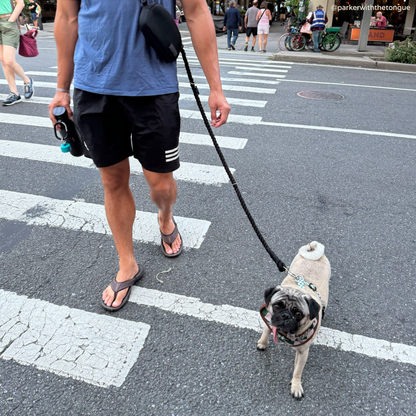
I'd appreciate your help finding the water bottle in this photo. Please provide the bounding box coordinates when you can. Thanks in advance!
[53,106,87,157]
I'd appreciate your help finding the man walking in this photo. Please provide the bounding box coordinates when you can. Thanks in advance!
[49,0,230,311]
[244,1,259,52]
[223,1,242,50]
[308,4,328,53]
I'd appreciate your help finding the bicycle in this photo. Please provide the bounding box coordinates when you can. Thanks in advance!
[320,27,342,51]
[288,27,341,52]
[278,26,297,51]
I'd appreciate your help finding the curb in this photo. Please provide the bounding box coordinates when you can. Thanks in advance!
[271,52,416,72]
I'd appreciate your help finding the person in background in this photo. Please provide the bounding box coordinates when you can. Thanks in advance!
[223,1,242,50]
[0,0,34,105]
[28,0,40,29]
[280,3,287,25]
[256,1,272,53]
[374,11,387,28]
[308,4,328,53]
[244,0,259,52]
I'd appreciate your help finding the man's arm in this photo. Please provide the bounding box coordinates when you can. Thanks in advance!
[182,0,230,128]
[48,0,80,123]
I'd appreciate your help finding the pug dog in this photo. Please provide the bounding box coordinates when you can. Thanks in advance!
[257,241,330,399]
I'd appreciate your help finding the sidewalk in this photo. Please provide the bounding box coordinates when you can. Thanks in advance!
[216,20,416,72]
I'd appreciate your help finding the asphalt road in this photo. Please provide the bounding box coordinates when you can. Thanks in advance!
[0,24,415,416]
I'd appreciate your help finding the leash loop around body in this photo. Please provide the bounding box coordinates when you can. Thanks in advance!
[180,46,286,273]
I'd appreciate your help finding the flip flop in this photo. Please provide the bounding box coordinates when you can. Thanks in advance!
[101,266,144,312]
[159,217,183,258]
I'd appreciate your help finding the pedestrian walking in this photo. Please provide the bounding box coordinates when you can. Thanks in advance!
[308,5,328,53]
[256,1,272,53]
[244,0,259,52]
[27,0,40,29]
[49,0,230,312]
[0,0,34,106]
[279,4,287,25]
[223,1,242,50]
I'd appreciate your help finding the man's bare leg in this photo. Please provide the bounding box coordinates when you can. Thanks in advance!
[142,168,182,255]
[101,158,139,308]
[252,35,257,47]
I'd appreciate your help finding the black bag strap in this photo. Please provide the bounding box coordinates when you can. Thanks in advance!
[257,8,267,23]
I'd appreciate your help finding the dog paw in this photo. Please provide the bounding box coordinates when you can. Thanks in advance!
[257,342,268,351]
[291,382,304,400]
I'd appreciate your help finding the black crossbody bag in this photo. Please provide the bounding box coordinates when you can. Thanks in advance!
[139,0,287,273]
[139,0,181,63]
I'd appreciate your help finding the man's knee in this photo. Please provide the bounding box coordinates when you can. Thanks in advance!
[150,176,175,196]
[99,162,130,192]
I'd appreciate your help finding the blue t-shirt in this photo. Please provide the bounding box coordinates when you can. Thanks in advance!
[74,0,178,96]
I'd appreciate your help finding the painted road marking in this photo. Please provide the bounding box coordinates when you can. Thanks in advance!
[271,60,416,74]
[0,289,150,387]
[0,139,235,186]
[179,132,247,149]
[186,58,292,70]
[228,71,287,78]
[0,79,63,90]
[0,190,210,249]
[180,93,267,108]
[0,94,57,105]
[179,82,276,94]
[177,73,280,85]
[179,109,416,140]
[129,287,416,367]
[277,78,416,93]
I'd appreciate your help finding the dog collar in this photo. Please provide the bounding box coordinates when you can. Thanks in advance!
[260,303,319,347]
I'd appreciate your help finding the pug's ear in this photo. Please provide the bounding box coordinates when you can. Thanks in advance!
[303,295,321,320]
[264,286,280,306]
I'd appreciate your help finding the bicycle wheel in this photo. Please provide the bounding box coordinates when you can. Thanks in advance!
[289,33,306,51]
[285,34,293,51]
[305,34,314,51]
[322,34,341,52]
[278,33,291,51]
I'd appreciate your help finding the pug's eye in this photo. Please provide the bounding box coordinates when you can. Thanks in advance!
[295,311,303,320]
[273,304,280,311]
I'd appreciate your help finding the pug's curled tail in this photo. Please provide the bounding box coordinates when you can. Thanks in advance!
[299,241,325,260]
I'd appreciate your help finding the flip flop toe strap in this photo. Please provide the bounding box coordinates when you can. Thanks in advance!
[110,273,139,294]
[160,219,179,246]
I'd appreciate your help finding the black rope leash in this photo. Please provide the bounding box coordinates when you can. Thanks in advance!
[180,47,286,273]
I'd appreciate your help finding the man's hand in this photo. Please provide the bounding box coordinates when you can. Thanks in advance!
[208,91,230,128]
[223,26,226,31]
[239,26,242,30]
[49,92,72,125]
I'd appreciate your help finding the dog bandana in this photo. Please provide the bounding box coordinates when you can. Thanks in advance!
[260,303,319,347]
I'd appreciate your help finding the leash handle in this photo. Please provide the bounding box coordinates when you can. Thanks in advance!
[180,47,286,273]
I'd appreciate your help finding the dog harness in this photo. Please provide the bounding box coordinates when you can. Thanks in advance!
[260,303,319,347]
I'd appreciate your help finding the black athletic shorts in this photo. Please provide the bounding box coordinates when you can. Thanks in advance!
[73,89,180,172]
[246,27,258,37]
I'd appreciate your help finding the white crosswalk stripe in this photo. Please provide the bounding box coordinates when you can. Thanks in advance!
[0,289,150,387]
[0,190,211,249]
[0,139,235,186]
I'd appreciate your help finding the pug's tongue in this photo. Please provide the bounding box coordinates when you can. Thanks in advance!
[272,327,280,344]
